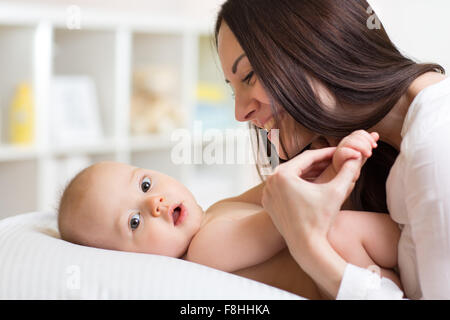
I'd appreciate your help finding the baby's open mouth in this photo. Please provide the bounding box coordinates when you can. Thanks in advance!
[169,203,187,226]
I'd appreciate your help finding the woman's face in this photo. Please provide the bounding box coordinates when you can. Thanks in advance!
[217,22,339,159]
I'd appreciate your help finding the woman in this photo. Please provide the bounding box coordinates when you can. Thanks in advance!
[214,0,450,299]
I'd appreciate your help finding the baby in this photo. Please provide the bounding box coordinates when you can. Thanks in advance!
[58,130,401,299]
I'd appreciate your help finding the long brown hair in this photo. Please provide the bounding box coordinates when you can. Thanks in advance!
[215,0,445,213]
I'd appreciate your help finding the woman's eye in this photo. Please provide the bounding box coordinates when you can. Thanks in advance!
[130,213,141,231]
[141,177,152,193]
[242,71,254,85]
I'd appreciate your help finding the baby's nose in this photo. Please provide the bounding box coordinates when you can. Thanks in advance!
[147,196,165,217]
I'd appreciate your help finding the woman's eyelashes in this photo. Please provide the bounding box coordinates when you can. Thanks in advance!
[242,71,254,85]
[226,70,254,98]
[141,177,152,193]
[130,213,141,231]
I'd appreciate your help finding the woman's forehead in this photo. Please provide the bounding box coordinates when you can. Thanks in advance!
[218,23,243,60]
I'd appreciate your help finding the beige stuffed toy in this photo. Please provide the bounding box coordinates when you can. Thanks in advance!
[130,65,185,135]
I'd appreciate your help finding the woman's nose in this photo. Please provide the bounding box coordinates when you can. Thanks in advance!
[145,195,165,217]
[235,96,258,122]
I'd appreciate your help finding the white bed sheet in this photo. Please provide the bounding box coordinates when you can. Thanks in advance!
[0,211,303,300]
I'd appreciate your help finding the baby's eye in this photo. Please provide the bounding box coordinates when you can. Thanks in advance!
[141,177,152,193]
[130,213,141,231]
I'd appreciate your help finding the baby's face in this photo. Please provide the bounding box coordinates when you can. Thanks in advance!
[75,162,204,257]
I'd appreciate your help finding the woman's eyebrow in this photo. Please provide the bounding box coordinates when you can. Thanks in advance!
[232,53,246,74]
[224,53,247,83]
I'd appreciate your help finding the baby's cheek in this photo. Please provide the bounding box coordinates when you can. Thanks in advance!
[163,233,190,258]
[151,231,188,258]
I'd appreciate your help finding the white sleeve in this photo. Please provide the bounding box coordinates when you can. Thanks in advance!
[403,130,450,299]
[336,264,405,300]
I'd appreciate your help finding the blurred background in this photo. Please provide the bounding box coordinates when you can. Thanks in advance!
[0,0,449,219]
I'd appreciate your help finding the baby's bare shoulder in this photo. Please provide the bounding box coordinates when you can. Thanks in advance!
[204,200,264,225]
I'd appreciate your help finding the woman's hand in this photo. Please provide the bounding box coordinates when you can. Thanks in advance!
[261,131,378,256]
[261,148,359,245]
[261,130,378,297]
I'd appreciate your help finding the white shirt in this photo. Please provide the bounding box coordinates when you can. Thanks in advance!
[337,76,450,300]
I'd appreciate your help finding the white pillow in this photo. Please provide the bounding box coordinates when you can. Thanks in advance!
[0,212,303,299]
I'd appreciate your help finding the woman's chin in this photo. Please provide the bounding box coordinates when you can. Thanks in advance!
[268,130,289,160]
[275,146,288,160]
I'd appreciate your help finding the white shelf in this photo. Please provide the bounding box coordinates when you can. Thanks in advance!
[0,2,258,218]
[0,25,35,145]
[50,139,117,157]
[53,28,117,138]
[0,2,212,34]
[129,134,176,152]
[0,145,38,162]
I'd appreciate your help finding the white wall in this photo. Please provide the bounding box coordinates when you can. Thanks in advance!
[9,0,448,71]
[370,0,450,72]
[6,0,225,27]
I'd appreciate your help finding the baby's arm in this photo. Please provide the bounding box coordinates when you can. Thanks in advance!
[328,210,402,290]
[326,132,402,289]
[212,182,265,206]
[186,201,285,272]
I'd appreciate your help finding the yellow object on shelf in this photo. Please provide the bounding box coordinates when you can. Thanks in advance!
[196,83,226,103]
[9,82,34,145]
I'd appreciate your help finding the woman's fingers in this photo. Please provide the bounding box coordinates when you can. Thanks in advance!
[300,158,332,179]
[341,134,372,157]
[327,157,363,201]
[301,161,333,181]
[279,147,337,177]
[332,147,362,172]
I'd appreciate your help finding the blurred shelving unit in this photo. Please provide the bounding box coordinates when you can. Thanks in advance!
[0,2,259,218]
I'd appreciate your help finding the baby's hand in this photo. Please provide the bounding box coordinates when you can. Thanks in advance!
[333,130,379,173]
